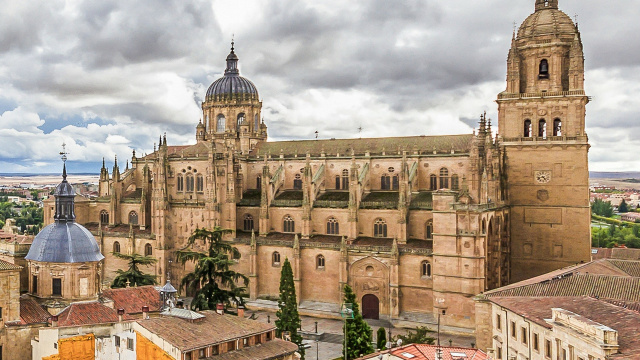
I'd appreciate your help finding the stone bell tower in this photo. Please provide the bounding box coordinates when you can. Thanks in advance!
[497,0,591,282]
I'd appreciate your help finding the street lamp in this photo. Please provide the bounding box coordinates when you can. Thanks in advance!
[435,298,446,360]
[341,303,354,360]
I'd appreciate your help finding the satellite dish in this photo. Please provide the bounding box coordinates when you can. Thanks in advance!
[397,339,403,346]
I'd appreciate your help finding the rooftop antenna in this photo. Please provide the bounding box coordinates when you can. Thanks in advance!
[358,125,363,137]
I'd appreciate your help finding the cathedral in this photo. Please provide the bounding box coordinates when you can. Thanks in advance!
[44,0,591,330]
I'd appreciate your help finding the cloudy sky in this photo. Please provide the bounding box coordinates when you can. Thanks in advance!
[0,0,638,174]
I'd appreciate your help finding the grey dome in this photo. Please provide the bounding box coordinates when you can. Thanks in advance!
[26,222,104,263]
[205,43,259,102]
[518,8,577,40]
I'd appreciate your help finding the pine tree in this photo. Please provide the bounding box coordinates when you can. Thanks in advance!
[111,253,157,288]
[342,285,374,359]
[177,227,249,310]
[376,327,387,350]
[619,199,629,213]
[275,258,304,359]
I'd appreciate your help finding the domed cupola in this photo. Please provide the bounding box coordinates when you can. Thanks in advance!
[518,0,578,41]
[26,163,104,264]
[205,42,259,102]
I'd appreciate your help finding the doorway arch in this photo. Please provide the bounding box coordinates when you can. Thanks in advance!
[362,294,380,320]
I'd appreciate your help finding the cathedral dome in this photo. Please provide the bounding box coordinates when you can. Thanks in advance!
[205,43,259,101]
[25,222,104,263]
[518,3,577,40]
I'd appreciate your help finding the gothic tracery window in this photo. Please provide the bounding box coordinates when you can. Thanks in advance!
[342,169,349,190]
[272,252,281,266]
[129,211,138,225]
[381,174,391,190]
[327,217,339,235]
[374,218,387,238]
[177,174,184,192]
[316,255,325,269]
[439,168,449,189]
[196,174,204,192]
[430,174,438,190]
[186,174,194,192]
[283,215,295,233]
[421,261,432,277]
[244,214,254,231]
[100,210,109,224]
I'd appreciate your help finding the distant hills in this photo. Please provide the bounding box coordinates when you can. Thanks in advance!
[590,172,640,179]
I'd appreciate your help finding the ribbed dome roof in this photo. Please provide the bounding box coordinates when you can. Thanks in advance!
[26,222,104,263]
[518,7,577,40]
[205,43,259,102]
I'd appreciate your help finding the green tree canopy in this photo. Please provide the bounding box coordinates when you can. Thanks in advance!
[342,285,373,360]
[592,199,614,217]
[275,258,304,359]
[111,252,157,288]
[619,199,629,213]
[176,227,249,311]
[376,327,387,350]
[394,326,435,346]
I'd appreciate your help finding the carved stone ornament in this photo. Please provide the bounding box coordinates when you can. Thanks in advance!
[537,189,550,202]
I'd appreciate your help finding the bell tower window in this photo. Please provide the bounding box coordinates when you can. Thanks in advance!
[553,119,562,136]
[539,59,549,79]
[524,120,532,138]
[237,113,246,127]
[538,119,547,138]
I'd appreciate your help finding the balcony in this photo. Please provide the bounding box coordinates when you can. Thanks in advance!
[360,191,398,210]
[497,90,586,100]
[271,191,303,207]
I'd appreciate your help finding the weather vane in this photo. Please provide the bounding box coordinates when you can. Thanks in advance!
[59,142,68,164]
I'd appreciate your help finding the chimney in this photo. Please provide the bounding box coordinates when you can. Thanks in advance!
[216,303,224,315]
[238,305,245,318]
[117,308,125,322]
[51,315,58,327]
[142,306,149,319]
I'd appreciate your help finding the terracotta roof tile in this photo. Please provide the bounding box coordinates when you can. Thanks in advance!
[207,338,298,360]
[102,285,163,315]
[488,296,640,357]
[251,135,474,158]
[57,302,127,327]
[18,295,50,325]
[358,344,488,360]
[137,310,275,352]
[608,259,640,277]
[0,259,22,271]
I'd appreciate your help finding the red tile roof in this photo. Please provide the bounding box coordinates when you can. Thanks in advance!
[56,301,132,327]
[101,285,163,315]
[18,295,50,325]
[489,296,640,358]
[137,310,275,352]
[358,344,488,360]
[208,338,298,360]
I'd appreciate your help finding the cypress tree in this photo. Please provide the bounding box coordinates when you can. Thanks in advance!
[376,327,387,350]
[342,284,374,359]
[275,258,304,359]
[619,199,629,213]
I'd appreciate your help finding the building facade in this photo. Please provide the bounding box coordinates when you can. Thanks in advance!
[44,0,592,330]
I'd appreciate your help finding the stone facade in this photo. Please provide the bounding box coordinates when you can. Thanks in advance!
[42,0,592,331]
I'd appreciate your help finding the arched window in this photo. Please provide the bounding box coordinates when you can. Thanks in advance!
[439,168,449,189]
[196,174,204,192]
[421,261,432,277]
[392,175,399,190]
[186,174,194,192]
[113,241,121,254]
[244,214,254,231]
[538,119,547,138]
[327,217,339,235]
[129,211,138,225]
[335,175,341,189]
[539,59,549,79]
[524,120,532,138]
[283,215,295,233]
[316,255,325,269]
[257,176,262,191]
[426,221,433,240]
[430,174,438,190]
[216,114,226,133]
[272,252,281,266]
[451,174,459,191]
[237,113,246,127]
[100,210,109,224]
[144,243,153,256]
[374,219,387,238]
[177,174,184,192]
[381,174,391,190]
[553,119,562,136]
[482,219,487,234]
[342,169,349,190]
[293,174,302,190]
[254,114,259,130]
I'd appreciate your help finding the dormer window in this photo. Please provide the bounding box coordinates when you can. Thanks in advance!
[539,59,549,79]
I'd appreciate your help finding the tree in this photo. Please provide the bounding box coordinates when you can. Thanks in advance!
[592,199,614,217]
[111,252,157,288]
[619,199,629,213]
[394,326,435,346]
[275,258,304,359]
[176,227,249,311]
[376,327,387,350]
[342,285,373,359]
